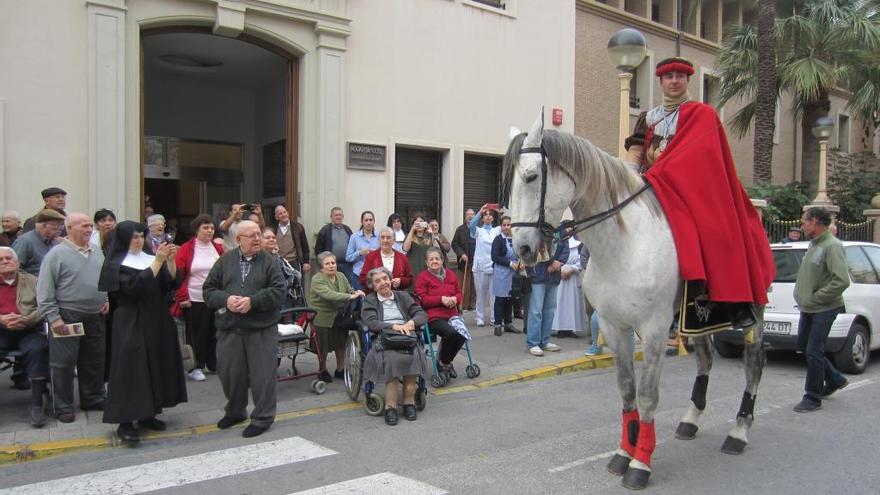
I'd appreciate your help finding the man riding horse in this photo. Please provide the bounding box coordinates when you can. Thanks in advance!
[624,57,774,335]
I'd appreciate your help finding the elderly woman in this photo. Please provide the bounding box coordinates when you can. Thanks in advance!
[1,210,23,246]
[414,248,467,379]
[98,221,187,443]
[362,267,429,426]
[309,251,364,382]
[428,219,451,257]
[144,214,169,254]
[90,209,117,252]
[173,214,224,381]
[359,227,413,293]
[403,214,433,279]
[261,227,302,308]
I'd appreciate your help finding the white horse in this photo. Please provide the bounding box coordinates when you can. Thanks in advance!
[504,112,766,490]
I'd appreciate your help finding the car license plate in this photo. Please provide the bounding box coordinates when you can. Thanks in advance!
[763,321,791,335]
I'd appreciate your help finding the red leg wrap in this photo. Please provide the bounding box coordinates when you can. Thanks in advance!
[634,421,656,466]
[620,410,641,457]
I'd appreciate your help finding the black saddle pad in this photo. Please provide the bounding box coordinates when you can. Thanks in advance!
[678,281,734,337]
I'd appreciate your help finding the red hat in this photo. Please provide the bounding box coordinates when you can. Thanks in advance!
[655,57,694,77]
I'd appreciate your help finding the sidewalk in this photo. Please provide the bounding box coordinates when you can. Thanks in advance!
[0,311,645,464]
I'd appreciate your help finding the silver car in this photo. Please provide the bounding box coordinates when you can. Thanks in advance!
[713,241,880,374]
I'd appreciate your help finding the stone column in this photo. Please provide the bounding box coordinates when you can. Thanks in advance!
[862,193,880,245]
[314,24,348,220]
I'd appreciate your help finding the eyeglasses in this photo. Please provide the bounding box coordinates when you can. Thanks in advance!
[239,233,262,240]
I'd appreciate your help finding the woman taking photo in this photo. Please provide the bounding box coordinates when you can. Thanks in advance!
[309,252,364,382]
[403,215,433,280]
[362,267,428,426]
[414,248,467,378]
[468,204,501,327]
[173,214,224,382]
[98,221,187,443]
[345,211,379,290]
[359,227,413,293]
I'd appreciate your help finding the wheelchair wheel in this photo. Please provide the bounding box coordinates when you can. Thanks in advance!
[364,392,385,416]
[310,379,327,395]
[415,388,427,411]
[344,331,363,402]
[430,374,446,388]
[465,364,481,378]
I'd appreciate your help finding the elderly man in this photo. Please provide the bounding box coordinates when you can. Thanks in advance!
[23,187,67,233]
[12,209,64,276]
[315,207,354,286]
[203,220,285,438]
[452,208,477,310]
[37,213,108,423]
[0,211,23,247]
[0,247,50,427]
[274,205,311,273]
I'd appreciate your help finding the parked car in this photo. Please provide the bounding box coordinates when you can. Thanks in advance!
[713,240,880,374]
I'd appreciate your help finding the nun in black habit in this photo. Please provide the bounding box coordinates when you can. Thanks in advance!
[98,221,187,442]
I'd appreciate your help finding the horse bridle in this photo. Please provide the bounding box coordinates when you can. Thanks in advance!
[509,145,653,242]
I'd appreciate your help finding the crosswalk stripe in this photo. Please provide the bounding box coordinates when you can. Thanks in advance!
[288,472,448,495]
[0,436,336,495]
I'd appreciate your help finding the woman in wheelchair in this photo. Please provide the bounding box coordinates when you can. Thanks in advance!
[414,247,467,380]
[361,267,428,426]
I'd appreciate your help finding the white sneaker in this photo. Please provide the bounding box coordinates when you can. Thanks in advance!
[476,319,485,327]
[543,342,561,352]
[529,346,544,356]
[188,368,207,381]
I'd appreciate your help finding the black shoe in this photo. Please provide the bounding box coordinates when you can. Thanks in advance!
[56,411,76,423]
[793,399,822,413]
[242,424,269,438]
[384,408,398,426]
[81,401,105,411]
[494,325,503,336]
[334,369,345,380]
[318,370,333,383]
[217,416,247,429]
[822,379,849,398]
[138,417,167,431]
[446,363,457,379]
[117,423,140,442]
[504,324,522,334]
[402,404,417,421]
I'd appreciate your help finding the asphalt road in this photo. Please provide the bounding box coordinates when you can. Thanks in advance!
[2,350,879,494]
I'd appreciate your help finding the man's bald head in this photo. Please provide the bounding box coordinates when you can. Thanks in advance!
[236,220,262,256]
[65,213,94,248]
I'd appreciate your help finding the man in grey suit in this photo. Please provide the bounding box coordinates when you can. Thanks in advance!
[203,220,285,438]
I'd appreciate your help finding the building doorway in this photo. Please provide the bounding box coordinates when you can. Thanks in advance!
[141,30,298,241]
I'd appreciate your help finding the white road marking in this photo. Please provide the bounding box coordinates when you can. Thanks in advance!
[839,378,873,392]
[547,450,615,473]
[0,437,336,495]
[288,472,448,495]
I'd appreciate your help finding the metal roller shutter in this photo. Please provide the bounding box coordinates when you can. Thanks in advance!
[394,147,442,225]
[463,153,501,212]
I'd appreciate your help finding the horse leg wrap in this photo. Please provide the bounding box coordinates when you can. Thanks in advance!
[736,391,756,421]
[691,375,709,411]
[620,410,641,457]
[633,421,656,467]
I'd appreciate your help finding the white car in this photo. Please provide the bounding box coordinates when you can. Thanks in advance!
[713,240,880,374]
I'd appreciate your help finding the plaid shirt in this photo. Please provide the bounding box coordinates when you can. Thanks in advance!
[239,254,254,285]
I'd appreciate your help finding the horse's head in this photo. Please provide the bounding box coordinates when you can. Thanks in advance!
[503,110,576,265]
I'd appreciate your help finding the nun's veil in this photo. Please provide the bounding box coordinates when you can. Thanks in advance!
[98,220,147,292]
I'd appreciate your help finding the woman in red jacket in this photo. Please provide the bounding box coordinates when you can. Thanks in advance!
[415,247,468,379]
[359,227,413,293]
[173,214,225,381]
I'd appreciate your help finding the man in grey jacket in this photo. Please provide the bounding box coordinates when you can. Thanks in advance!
[203,220,285,438]
[36,213,108,423]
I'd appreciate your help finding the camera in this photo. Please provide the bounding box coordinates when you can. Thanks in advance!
[417,221,428,229]
[240,203,258,213]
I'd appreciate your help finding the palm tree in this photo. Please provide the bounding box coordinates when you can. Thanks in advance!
[716,0,880,191]
[753,0,777,185]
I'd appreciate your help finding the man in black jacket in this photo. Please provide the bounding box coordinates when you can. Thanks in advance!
[204,220,286,438]
[451,208,476,310]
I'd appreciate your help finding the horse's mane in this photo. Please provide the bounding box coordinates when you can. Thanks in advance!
[502,129,661,223]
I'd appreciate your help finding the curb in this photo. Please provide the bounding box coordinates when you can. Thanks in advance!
[0,351,643,465]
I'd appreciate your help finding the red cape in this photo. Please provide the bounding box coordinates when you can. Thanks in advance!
[645,102,774,304]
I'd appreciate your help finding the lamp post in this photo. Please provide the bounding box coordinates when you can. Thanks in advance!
[811,116,835,205]
[607,28,647,160]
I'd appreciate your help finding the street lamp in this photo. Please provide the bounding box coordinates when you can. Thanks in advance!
[811,116,835,205]
[607,28,647,160]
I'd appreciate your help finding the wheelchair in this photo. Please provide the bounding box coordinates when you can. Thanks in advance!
[343,322,428,416]
[275,265,328,394]
[423,321,480,388]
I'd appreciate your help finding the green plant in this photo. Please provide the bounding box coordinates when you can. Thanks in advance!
[747,182,812,220]
[828,167,880,222]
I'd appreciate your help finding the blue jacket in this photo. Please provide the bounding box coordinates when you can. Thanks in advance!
[526,242,569,285]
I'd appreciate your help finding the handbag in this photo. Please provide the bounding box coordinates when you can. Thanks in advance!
[332,298,361,331]
[380,330,418,350]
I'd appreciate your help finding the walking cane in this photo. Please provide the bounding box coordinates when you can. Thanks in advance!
[459,257,470,312]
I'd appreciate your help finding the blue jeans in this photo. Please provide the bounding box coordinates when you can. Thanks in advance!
[797,307,846,403]
[526,283,558,349]
[337,262,356,288]
[589,311,636,350]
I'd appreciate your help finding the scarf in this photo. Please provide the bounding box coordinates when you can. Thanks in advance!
[663,92,690,111]
[429,267,446,282]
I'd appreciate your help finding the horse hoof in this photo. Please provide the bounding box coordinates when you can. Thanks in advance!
[607,453,631,476]
[675,421,699,440]
[720,435,747,455]
[621,466,651,490]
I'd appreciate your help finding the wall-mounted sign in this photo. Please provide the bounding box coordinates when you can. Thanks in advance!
[347,142,386,171]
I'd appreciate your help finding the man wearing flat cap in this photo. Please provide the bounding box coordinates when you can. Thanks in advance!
[23,187,67,234]
[623,57,774,339]
[12,209,64,276]
[781,226,803,244]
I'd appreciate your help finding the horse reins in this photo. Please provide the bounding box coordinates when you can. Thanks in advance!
[510,144,652,242]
